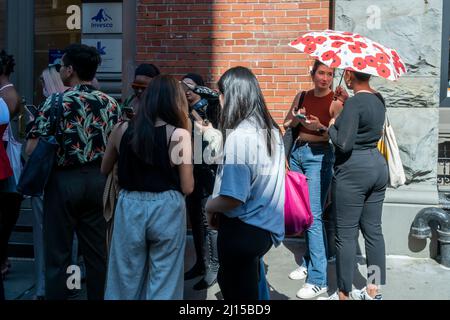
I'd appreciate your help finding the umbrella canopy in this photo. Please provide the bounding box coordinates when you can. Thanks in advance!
[289,30,407,81]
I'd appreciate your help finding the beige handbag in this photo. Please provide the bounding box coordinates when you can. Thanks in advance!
[378,116,406,188]
[103,163,120,252]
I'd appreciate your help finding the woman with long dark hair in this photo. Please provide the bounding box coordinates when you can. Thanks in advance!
[101,75,194,300]
[205,66,285,300]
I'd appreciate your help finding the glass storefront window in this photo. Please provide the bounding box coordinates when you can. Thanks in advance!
[34,0,81,105]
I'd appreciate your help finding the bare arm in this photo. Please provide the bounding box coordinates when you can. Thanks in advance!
[169,128,194,196]
[25,138,38,156]
[283,92,302,130]
[205,195,242,214]
[2,87,20,118]
[329,99,344,127]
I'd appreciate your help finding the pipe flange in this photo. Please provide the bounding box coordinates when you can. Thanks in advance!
[411,226,432,239]
[437,229,450,244]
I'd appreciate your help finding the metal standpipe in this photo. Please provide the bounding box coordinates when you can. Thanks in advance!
[411,207,450,268]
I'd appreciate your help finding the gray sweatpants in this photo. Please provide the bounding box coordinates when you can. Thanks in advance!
[104,189,186,300]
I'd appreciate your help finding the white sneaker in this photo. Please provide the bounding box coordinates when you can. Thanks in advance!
[296,283,328,299]
[350,287,383,300]
[317,292,339,300]
[288,266,308,280]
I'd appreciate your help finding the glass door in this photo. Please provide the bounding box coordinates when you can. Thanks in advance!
[34,0,82,105]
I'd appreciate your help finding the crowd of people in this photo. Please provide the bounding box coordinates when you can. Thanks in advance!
[0,42,388,301]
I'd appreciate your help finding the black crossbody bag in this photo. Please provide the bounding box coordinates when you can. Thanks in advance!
[17,93,63,196]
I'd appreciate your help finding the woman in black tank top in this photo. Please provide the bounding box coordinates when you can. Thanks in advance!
[101,75,194,300]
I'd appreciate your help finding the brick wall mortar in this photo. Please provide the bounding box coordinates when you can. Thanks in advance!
[137,0,330,122]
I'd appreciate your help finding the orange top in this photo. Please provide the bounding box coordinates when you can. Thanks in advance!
[299,90,334,137]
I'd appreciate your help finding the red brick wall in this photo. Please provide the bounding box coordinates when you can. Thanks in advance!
[136,0,331,123]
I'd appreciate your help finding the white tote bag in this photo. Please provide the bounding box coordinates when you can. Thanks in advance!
[378,116,406,188]
[6,124,23,185]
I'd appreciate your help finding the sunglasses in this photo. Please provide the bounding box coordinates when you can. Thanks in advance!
[131,83,148,91]
[49,63,64,72]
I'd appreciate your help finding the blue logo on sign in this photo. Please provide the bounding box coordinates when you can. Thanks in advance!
[96,41,106,55]
[91,9,113,28]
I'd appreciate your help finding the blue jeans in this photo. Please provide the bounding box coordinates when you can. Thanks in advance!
[289,142,334,287]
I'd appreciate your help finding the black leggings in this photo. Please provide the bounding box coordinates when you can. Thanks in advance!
[0,192,22,264]
[217,215,272,300]
[332,149,388,294]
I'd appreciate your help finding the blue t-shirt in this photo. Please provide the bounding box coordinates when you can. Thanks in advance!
[212,119,285,247]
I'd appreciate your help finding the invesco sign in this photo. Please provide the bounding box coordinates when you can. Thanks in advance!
[90,8,114,29]
[66,3,122,34]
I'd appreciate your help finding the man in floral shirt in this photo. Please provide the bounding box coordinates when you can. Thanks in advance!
[26,44,119,300]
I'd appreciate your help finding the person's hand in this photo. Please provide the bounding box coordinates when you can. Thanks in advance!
[304,114,326,131]
[181,79,197,92]
[194,120,213,134]
[334,86,349,103]
[206,211,219,230]
[328,118,336,128]
[291,108,309,127]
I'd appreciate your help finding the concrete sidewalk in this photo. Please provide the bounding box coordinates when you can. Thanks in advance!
[4,236,450,300]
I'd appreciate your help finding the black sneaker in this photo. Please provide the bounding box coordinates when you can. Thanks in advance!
[193,277,217,291]
[184,264,205,281]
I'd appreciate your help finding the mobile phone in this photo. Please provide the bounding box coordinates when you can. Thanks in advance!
[25,105,38,118]
[295,114,307,120]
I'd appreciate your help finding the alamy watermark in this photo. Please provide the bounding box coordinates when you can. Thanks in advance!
[367,5,382,30]
[169,127,284,176]
[66,265,81,290]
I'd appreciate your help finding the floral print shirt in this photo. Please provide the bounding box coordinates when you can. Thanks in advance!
[28,84,120,168]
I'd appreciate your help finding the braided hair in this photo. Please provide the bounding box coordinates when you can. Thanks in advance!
[0,50,15,76]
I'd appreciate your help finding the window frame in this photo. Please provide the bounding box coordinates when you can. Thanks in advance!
[440,0,450,107]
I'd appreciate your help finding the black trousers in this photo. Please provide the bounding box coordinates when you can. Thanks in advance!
[332,149,388,293]
[186,188,208,270]
[217,215,272,300]
[44,164,107,300]
[0,192,22,265]
[186,165,217,271]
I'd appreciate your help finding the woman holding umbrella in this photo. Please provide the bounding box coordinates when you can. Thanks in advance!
[328,68,388,300]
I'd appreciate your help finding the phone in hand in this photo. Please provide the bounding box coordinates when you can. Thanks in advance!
[25,105,38,121]
[295,113,307,121]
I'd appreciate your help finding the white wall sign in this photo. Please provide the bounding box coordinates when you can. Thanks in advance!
[82,3,122,34]
[82,38,122,73]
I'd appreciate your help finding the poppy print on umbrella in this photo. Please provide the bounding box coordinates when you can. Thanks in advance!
[289,29,407,81]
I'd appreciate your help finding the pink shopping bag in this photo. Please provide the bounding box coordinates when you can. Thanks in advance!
[284,170,313,236]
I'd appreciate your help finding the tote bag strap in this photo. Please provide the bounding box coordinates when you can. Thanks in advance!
[49,93,64,139]
[295,91,306,112]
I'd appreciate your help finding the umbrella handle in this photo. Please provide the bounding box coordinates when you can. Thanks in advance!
[337,72,344,87]
[333,72,345,101]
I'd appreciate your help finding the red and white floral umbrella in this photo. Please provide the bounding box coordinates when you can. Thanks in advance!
[289,30,407,81]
